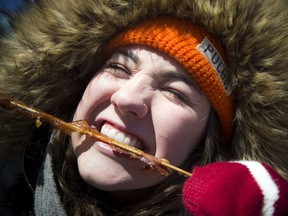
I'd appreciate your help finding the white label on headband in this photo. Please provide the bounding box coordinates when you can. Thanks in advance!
[196,37,232,96]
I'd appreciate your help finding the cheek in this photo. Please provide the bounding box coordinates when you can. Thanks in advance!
[72,75,115,150]
[73,75,115,121]
[154,106,210,166]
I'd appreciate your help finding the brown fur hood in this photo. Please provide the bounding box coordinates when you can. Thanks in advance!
[0,0,287,179]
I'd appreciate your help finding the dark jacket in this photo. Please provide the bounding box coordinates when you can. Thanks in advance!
[0,158,31,215]
[0,125,50,215]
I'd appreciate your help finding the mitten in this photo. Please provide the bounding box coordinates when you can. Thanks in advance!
[182,161,288,216]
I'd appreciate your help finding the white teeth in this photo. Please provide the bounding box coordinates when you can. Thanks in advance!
[123,136,131,145]
[114,132,125,143]
[100,123,143,150]
[107,128,117,138]
[101,124,109,134]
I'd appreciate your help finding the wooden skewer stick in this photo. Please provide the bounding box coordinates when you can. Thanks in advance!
[160,161,192,177]
[0,93,192,177]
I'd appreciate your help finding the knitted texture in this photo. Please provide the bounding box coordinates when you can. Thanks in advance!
[34,133,66,215]
[104,16,234,139]
[182,161,288,216]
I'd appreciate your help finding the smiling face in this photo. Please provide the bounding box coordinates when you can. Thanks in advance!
[71,45,211,192]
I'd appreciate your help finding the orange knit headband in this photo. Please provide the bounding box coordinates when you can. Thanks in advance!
[104,16,234,140]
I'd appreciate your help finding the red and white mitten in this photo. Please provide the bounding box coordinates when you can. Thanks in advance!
[182,161,288,216]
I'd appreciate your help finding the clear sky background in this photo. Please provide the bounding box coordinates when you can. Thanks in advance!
[0,0,26,12]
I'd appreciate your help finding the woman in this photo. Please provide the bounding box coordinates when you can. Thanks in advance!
[0,0,287,215]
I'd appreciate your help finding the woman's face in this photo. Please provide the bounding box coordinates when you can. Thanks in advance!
[71,46,211,192]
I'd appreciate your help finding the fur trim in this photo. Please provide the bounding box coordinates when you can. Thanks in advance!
[0,0,287,179]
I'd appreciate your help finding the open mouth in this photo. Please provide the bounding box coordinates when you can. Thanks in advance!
[100,122,144,151]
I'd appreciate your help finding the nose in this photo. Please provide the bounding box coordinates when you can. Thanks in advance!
[110,76,150,118]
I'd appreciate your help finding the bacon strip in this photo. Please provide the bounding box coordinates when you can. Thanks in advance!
[0,93,192,177]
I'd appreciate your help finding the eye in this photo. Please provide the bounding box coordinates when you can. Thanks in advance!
[161,87,191,105]
[104,62,131,78]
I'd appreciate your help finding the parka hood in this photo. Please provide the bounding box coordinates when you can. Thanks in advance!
[0,0,287,179]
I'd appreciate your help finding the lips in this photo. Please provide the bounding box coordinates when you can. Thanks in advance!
[100,122,144,151]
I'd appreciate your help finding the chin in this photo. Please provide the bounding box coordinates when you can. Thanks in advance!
[77,158,166,191]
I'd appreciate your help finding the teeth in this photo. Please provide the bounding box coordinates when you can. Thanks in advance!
[107,128,117,138]
[100,123,143,150]
[114,132,125,143]
[123,136,131,145]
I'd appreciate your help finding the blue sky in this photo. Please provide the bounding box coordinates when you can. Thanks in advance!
[0,0,26,12]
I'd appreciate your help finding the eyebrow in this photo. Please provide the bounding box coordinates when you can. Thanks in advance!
[161,71,201,93]
[113,49,201,93]
[114,49,140,65]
